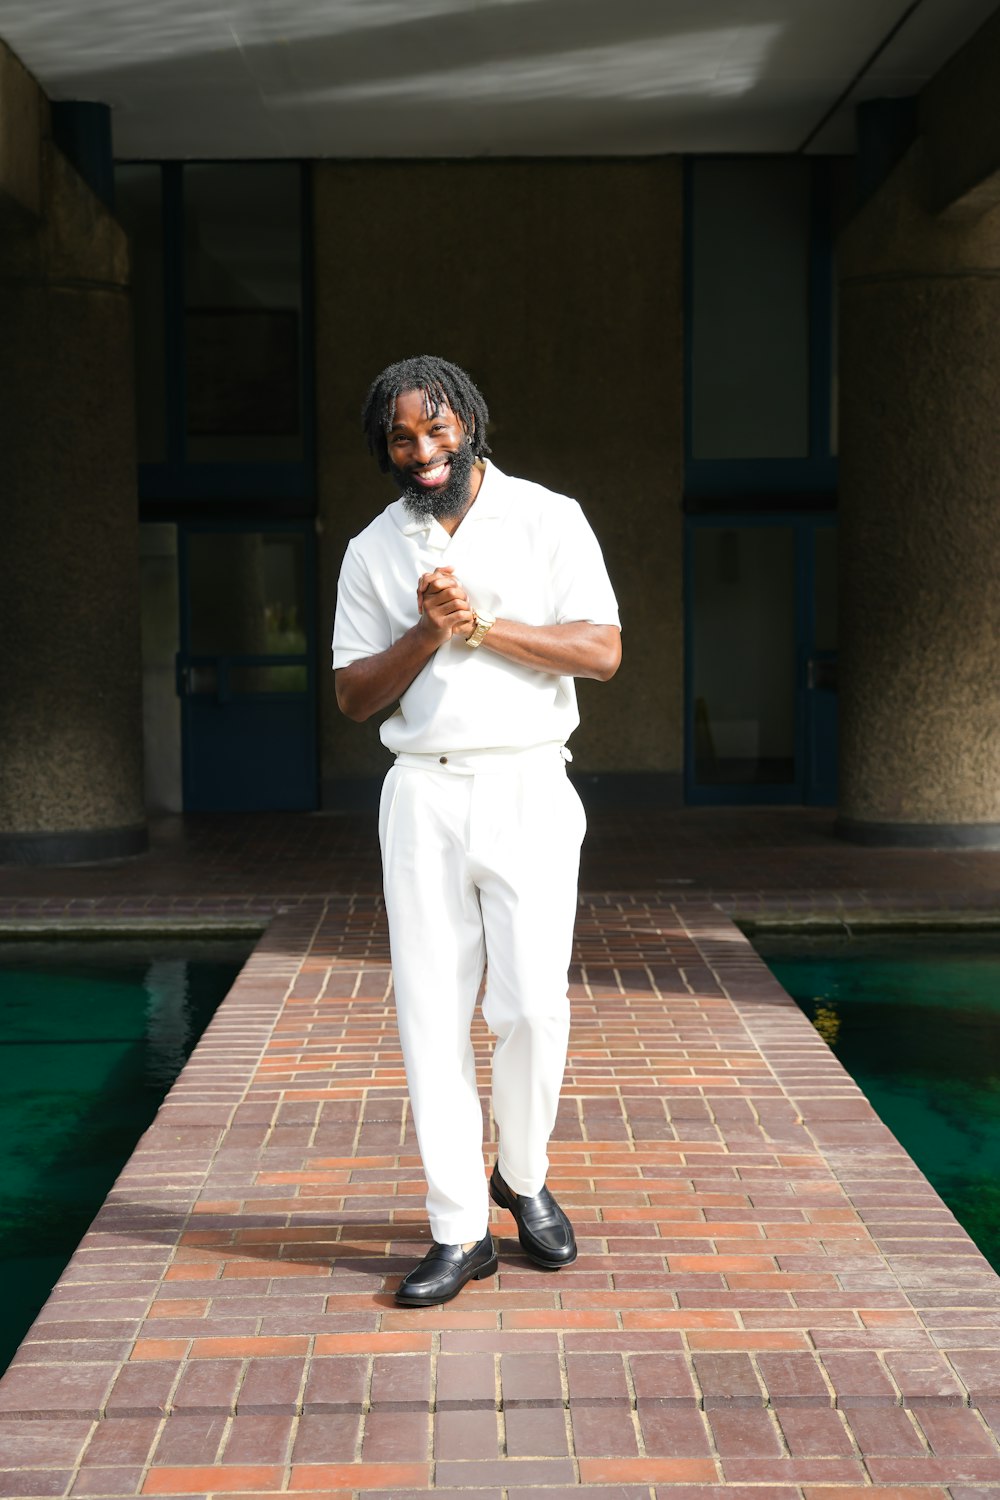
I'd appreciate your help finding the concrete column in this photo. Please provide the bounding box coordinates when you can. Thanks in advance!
[837,147,1000,845]
[0,138,146,862]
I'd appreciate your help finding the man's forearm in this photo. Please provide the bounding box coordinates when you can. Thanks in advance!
[335,624,441,721]
[337,615,621,723]
[479,620,621,682]
[336,569,476,722]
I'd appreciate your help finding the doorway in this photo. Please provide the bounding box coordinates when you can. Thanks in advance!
[685,515,837,805]
[176,522,318,811]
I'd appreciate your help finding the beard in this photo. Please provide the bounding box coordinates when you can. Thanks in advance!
[393,440,476,522]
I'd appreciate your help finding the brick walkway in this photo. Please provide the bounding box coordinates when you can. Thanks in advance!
[1,809,1000,1496]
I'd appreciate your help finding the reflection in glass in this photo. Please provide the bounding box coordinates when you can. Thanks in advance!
[187,532,307,658]
[829,262,840,455]
[229,664,308,695]
[188,663,218,695]
[115,165,166,462]
[691,159,811,460]
[183,164,302,463]
[813,527,838,653]
[692,527,795,785]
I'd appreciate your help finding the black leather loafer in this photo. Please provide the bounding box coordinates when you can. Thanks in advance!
[394,1231,497,1307]
[489,1165,577,1268]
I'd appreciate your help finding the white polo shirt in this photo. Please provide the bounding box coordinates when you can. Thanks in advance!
[332,461,620,755]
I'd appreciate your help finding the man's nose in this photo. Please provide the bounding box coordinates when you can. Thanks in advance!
[413,434,438,463]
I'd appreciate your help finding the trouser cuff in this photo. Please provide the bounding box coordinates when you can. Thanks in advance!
[496,1155,547,1197]
[428,1213,490,1246]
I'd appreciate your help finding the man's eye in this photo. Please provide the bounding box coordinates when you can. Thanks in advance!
[430,425,446,434]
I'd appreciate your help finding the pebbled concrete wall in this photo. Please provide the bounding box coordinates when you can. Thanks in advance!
[313,159,684,794]
[0,132,145,856]
[838,146,1000,837]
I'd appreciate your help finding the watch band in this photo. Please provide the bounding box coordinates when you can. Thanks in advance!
[466,609,496,649]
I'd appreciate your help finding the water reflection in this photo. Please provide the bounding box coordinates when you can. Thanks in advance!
[143,958,192,1087]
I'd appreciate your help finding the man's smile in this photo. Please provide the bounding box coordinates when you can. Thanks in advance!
[410,459,451,488]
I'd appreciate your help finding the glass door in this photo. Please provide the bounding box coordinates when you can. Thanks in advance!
[685,516,837,805]
[803,521,838,805]
[177,522,317,811]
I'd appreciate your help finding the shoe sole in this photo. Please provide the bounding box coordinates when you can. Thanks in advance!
[394,1254,498,1307]
[489,1181,578,1269]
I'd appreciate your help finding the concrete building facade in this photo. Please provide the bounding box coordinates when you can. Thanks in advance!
[1,5,999,860]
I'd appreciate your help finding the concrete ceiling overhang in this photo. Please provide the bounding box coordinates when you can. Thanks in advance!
[0,0,997,159]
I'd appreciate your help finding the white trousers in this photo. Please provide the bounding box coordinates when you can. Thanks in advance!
[378,745,586,1245]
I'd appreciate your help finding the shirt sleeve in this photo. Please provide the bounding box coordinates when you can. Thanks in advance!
[331,540,393,668]
[549,498,621,630]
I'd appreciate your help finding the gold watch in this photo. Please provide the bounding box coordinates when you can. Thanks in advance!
[466,609,496,649]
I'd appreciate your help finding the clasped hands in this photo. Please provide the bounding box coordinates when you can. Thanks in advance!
[416,566,478,643]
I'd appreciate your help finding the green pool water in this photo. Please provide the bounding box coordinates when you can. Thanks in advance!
[759,932,1000,1273]
[0,940,250,1372]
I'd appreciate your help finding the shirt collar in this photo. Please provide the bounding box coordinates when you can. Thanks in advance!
[393,460,507,541]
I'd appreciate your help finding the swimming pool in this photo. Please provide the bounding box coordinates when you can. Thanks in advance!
[758,932,1000,1274]
[0,939,251,1372]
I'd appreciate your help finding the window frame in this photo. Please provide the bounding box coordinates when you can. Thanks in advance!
[683,155,838,510]
[115,159,316,513]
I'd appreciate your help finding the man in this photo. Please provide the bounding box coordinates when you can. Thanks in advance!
[333,355,621,1306]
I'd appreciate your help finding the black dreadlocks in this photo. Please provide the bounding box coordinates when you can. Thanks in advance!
[361,355,491,473]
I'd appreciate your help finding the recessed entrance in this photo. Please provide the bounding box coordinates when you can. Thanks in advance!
[177,522,318,811]
[685,515,837,805]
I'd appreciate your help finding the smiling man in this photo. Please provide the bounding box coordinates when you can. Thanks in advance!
[333,355,621,1306]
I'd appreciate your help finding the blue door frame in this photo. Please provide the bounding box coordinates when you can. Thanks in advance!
[684,513,837,806]
[176,520,319,812]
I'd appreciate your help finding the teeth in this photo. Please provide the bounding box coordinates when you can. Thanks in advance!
[417,462,447,481]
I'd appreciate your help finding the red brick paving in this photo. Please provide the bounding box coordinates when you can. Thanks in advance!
[1,808,1000,1494]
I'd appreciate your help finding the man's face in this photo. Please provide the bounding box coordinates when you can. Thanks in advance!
[387,388,476,521]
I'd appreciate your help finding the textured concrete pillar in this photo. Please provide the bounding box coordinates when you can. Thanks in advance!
[837,148,1000,845]
[0,141,146,862]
